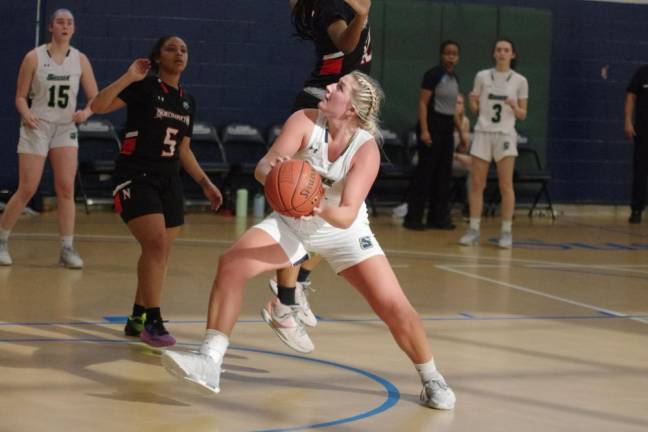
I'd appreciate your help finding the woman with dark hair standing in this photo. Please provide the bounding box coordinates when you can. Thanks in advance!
[0,9,97,268]
[91,36,223,347]
[459,38,528,248]
[261,0,373,338]
[404,40,463,231]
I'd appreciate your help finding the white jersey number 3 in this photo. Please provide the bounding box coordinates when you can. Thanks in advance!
[162,127,179,157]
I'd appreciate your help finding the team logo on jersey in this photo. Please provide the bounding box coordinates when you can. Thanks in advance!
[154,107,190,125]
[121,188,131,200]
[70,132,77,139]
[46,73,71,81]
[503,141,510,150]
[182,101,190,110]
[359,236,374,250]
[487,94,507,101]
[321,177,334,187]
[156,95,165,103]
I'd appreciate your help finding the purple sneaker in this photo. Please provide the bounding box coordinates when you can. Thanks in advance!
[140,319,176,347]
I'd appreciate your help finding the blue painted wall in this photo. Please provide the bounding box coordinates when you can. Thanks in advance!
[2,0,647,203]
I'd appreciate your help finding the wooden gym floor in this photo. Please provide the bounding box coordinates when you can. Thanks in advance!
[0,209,647,432]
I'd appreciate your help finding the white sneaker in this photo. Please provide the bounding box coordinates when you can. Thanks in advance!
[420,376,456,410]
[458,228,480,246]
[261,298,314,353]
[498,231,513,249]
[59,246,83,269]
[0,239,12,266]
[268,279,317,327]
[392,203,408,218]
[162,350,222,394]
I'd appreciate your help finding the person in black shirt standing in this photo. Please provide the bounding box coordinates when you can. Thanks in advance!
[91,36,222,347]
[404,40,463,231]
[625,64,648,224]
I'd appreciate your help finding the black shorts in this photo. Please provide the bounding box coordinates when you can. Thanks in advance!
[113,173,184,228]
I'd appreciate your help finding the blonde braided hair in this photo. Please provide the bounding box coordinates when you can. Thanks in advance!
[349,71,384,140]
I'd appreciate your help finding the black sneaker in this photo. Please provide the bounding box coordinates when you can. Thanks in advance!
[124,314,146,337]
[140,319,176,347]
[629,210,642,224]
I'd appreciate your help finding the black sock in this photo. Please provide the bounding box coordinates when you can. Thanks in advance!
[277,285,296,305]
[297,268,312,283]
[145,307,162,323]
[132,304,146,317]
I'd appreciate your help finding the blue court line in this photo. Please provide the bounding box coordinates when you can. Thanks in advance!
[2,313,648,328]
[0,336,400,432]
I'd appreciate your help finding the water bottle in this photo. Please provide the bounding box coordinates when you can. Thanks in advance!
[235,188,248,218]
[253,193,265,218]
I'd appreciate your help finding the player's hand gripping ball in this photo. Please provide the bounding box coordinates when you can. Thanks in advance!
[265,160,324,217]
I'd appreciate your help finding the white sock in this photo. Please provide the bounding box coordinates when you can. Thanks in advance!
[200,329,229,361]
[415,358,443,383]
[469,218,481,231]
[60,235,74,249]
[0,229,10,241]
[501,220,512,233]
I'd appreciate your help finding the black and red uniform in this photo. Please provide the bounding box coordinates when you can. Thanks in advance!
[293,0,372,111]
[112,76,195,227]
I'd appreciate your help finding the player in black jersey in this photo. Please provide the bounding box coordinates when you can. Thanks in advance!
[290,0,372,110]
[91,36,222,347]
[262,0,373,338]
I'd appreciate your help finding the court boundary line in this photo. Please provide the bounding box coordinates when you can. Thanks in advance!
[0,337,400,432]
[436,265,648,325]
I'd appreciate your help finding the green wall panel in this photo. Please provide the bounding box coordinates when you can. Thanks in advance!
[380,1,442,132]
[368,1,551,157]
[499,7,552,162]
[441,3,498,106]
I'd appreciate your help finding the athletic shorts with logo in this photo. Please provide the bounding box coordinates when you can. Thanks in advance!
[17,121,78,156]
[254,212,384,274]
[470,130,518,162]
[112,173,184,227]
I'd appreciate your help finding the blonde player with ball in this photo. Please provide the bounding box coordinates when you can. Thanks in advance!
[459,38,528,249]
[161,71,456,410]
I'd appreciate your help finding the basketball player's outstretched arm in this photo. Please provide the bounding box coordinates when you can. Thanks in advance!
[313,139,379,228]
[91,59,150,114]
[327,1,371,54]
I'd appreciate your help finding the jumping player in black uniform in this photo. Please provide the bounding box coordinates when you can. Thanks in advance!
[91,36,222,347]
[262,0,373,346]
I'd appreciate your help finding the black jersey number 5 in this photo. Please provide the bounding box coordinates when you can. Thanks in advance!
[47,85,70,108]
[162,127,179,157]
[491,103,502,123]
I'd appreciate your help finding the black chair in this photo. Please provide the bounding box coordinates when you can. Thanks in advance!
[77,119,121,213]
[515,145,555,219]
[266,124,283,147]
[372,128,415,214]
[183,121,229,204]
[221,123,267,195]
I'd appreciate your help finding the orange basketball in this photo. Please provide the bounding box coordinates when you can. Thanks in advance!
[264,159,324,218]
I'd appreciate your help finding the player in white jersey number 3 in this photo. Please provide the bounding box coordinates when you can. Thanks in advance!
[459,38,529,249]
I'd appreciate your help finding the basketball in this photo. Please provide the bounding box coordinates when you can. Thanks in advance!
[264,159,324,217]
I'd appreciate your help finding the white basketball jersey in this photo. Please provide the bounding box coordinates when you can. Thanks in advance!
[29,44,82,124]
[293,111,374,223]
[473,68,528,133]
